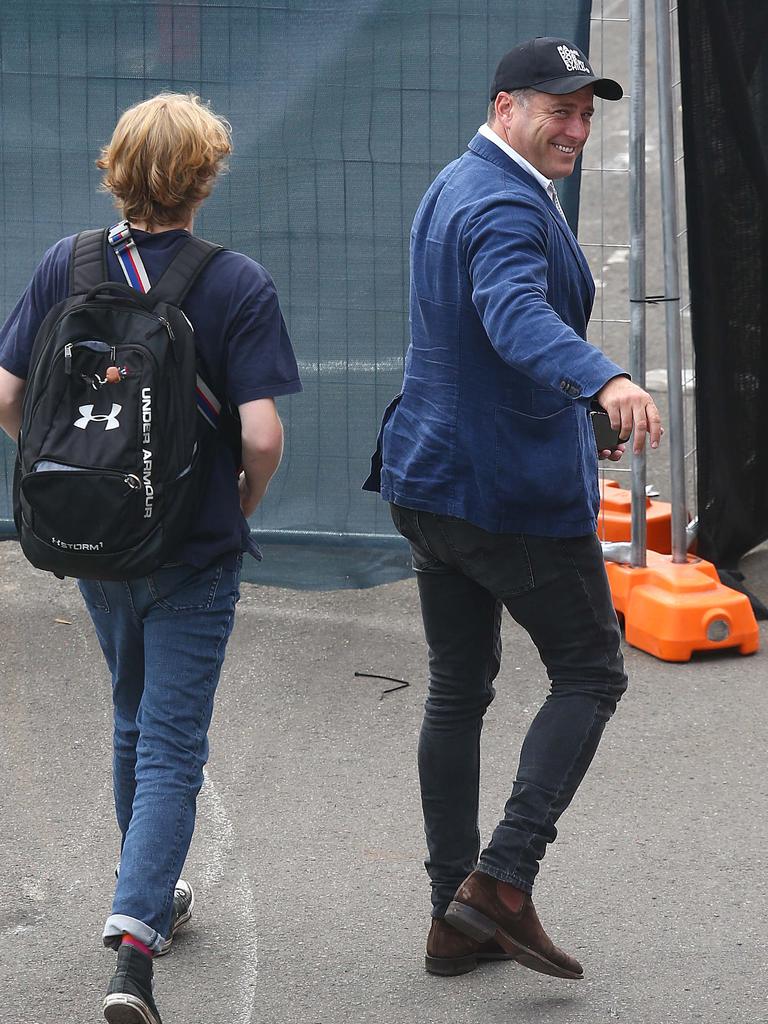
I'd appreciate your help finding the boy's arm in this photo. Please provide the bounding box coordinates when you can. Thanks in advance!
[237,397,284,518]
[0,368,25,441]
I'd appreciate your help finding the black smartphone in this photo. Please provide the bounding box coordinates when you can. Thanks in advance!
[590,407,625,451]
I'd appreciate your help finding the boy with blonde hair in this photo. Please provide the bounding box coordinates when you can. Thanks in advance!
[0,93,301,1023]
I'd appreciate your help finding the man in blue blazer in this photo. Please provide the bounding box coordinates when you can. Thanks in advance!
[365,38,662,979]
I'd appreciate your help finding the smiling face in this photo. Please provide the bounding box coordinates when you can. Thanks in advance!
[493,85,595,180]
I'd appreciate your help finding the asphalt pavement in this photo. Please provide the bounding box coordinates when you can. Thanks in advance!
[2,538,768,1024]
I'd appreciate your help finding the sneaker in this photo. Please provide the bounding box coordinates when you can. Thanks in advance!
[156,879,195,957]
[103,943,162,1024]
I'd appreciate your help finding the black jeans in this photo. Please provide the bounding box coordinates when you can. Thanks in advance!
[390,505,627,918]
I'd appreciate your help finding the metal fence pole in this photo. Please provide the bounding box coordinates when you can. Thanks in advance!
[654,0,688,562]
[629,0,647,568]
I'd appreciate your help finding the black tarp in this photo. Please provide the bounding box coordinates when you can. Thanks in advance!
[679,0,768,568]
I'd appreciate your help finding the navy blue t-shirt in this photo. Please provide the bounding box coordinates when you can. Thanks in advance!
[0,229,302,568]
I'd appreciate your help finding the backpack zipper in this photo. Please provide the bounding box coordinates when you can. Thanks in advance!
[157,316,175,341]
[28,462,144,494]
[26,303,175,399]
[25,338,161,439]
[64,339,114,376]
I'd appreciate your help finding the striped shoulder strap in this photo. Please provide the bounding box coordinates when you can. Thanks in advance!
[107,220,225,430]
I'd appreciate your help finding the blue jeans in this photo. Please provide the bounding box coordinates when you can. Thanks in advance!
[389,506,627,918]
[78,557,242,952]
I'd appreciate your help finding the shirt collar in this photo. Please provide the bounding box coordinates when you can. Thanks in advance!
[477,123,553,194]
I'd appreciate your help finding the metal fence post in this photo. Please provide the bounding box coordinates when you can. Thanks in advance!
[654,0,688,563]
[629,0,647,567]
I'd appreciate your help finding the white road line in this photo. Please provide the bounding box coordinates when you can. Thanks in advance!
[199,767,259,1024]
[200,766,234,890]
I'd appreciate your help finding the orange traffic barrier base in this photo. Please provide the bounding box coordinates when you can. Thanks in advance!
[606,550,759,662]
[598,479,673,553]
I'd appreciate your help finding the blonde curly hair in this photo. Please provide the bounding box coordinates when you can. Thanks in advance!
[97,93,232,227]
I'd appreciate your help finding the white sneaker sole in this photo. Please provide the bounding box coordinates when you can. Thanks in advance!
[103,992,160,1024]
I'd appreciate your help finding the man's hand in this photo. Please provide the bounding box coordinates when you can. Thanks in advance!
[598,442,626,463]
[595,376,662,455]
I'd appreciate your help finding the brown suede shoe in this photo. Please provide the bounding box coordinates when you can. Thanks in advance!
[425,917,516,976]
[444,870,584,980]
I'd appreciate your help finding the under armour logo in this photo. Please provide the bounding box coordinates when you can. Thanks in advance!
[557,45,590,75]
[74,403,122,431]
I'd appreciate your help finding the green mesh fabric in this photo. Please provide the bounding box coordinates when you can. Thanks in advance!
[0,0,591,588]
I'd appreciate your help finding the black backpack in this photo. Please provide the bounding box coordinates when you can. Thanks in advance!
[14,228,231,580]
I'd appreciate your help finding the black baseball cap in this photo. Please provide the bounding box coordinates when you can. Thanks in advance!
[490,37,623,102]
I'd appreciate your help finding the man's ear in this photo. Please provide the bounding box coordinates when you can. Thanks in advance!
[493,93,510,123]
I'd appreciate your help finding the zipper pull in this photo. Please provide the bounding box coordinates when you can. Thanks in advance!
[158,315,175,341]
[64,343,72,375]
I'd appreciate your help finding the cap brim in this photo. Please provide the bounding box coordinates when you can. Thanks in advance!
[533,75,623,101]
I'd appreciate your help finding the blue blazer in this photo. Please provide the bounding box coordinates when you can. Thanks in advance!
[365,133,626,536]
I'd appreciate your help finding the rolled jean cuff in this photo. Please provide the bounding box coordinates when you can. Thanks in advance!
[103,914,166,953]
[475,862,534,896]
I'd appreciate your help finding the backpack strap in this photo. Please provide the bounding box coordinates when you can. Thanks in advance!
[104,221,236,448]
[70,228,109,294]
[106,221,224,305]
[107,221,152,292]
[142,235,224,308]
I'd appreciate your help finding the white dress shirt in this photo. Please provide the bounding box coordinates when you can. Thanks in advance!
[477,122,566,219]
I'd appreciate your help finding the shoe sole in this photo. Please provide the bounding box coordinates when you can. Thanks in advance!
[155,887,195,957]
[425,951,479,977]
[103,993,160,1024]
[425,949,514,977]
[444,901,583,981]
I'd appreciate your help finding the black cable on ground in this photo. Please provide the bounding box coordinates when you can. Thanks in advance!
[354,671,411,699]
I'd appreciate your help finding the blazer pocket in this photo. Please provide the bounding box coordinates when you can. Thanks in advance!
[494,404,582,513]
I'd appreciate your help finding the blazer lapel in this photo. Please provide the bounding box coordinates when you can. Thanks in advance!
[467,133,596,300]
[547,199,596,301]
